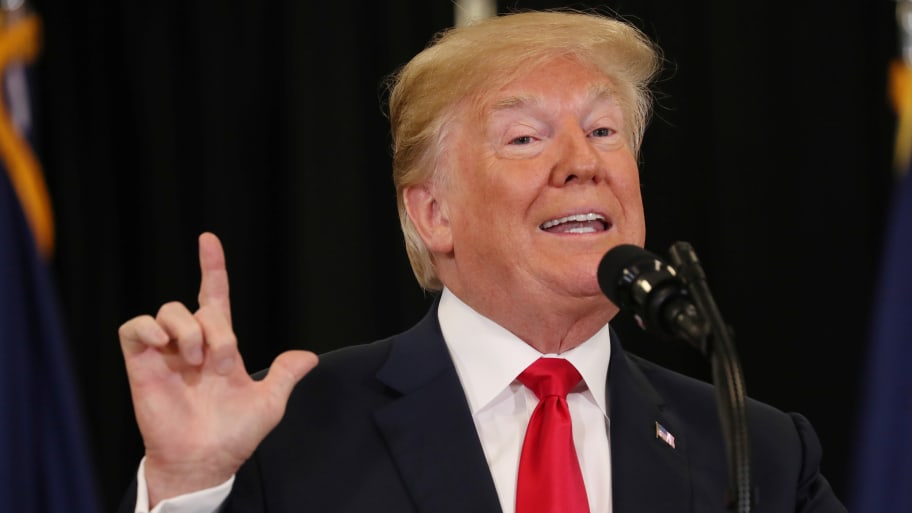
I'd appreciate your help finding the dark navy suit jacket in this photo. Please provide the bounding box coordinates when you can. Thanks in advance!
[120,302,848,512]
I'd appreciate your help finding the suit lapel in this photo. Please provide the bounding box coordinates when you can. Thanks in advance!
[374,305,503,513]
[609,334,692,513]
[371,305,694,513]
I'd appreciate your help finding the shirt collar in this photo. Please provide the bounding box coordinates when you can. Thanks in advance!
[437,288,612,416]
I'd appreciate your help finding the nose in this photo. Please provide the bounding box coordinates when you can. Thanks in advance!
[549,128,604,186]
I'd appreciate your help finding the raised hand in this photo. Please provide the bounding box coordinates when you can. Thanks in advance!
[118,232,318,506]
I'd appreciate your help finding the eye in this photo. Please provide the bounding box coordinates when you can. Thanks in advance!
[590,127,615,138]
[509,135,536,145]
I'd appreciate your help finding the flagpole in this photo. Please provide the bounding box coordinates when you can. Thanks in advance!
[454,0,496,28]
[893,0,912,175]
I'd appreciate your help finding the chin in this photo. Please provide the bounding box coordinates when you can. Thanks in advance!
[558,272,604,299]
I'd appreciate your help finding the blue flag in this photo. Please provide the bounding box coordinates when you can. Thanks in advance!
[0,170,100,513]
[0,8,101,513]
[851,166,912,511]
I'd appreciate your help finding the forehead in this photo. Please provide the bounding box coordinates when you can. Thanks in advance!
[488,83,618,114]
[475,58,621,119]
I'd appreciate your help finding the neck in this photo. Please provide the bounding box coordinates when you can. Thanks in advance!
[446,286,618,354]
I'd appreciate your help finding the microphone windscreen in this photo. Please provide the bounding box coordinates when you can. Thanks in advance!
[597,244,656,305]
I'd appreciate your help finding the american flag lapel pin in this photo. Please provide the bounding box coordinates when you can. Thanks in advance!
[655,421,676,449]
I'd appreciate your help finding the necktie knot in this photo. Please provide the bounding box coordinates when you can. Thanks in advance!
[518,358,582,400]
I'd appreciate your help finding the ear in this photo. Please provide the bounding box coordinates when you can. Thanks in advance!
[403,183,453,254]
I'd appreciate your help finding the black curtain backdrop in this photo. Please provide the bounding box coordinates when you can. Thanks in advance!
[29,0,895,510]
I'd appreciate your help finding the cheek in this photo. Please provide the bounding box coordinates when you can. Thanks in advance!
[626,189,647,244]
[623,179,644,213]
[465,160,535,211]
[613,162,646,240]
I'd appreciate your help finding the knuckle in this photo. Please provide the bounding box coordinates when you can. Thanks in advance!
[118,315,151,339]
[176,323,204,345]
[156,301,186,319]
[118,315,168,352]
[117,320,135,339]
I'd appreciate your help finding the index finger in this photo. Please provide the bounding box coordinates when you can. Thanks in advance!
[197,232,232,323]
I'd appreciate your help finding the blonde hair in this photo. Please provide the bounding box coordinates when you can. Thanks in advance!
[388,10,661,290]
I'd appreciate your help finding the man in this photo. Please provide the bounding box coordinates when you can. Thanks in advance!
[118,10,848,513]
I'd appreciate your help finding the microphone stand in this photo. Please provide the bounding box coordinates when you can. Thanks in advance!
[668,242,754,513]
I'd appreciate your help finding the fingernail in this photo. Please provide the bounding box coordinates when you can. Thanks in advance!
[216,356,234,375]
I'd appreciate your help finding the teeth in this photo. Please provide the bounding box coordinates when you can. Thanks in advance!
[566,226,597,234]
[541,212,605,229]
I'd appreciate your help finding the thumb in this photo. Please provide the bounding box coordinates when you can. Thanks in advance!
[261,350,319,406]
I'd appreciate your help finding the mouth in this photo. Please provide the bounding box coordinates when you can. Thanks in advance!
[539,212,611,234]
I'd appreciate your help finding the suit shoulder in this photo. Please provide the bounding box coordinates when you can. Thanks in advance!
[624,350,808,456]
[624,351,844,509]
[294,336,396,399]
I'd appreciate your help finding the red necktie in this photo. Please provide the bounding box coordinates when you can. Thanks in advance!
[516,358,590,513]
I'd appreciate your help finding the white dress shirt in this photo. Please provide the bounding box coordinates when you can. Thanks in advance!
[439,288,613,513]
[135,287,613,513]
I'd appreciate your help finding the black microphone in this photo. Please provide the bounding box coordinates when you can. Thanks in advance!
[597,244,708,348]
[601,244,754,511]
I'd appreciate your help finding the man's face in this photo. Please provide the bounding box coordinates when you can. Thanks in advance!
[433,56,646,309]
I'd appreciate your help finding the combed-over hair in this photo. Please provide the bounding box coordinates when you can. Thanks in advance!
[387,10,661,290]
